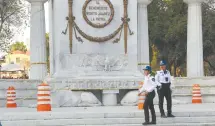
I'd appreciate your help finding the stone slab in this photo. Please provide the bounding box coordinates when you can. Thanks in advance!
[48,78,141,90]
[48,123,215,126]
[2,117,215,125]
[174,77,215,86]
[0,104,215,125]
[1,104,215,118]
[0,79,41,90]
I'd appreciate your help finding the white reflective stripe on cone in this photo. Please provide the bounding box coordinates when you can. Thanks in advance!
[7,97,16,100]
[192,97,202,99]
[7,101,15,104]
[7,90,16,92]
[38,91,50,94]
[193,94,201,96]
[37,101,51,105]
[7,94,16,97]
[192,91,201,93]
[38,86,50,90]
[37,96,51,99]
[138,101,144,103]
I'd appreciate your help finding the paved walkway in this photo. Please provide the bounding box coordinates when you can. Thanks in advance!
[0,103,215,114]
[0,104,215,126]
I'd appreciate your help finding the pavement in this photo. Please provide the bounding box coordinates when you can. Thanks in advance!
[0,104,215,126]
[0,103,215,114]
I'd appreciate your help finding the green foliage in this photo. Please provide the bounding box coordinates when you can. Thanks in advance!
[148,0,215,76]
[0,0,29,52]
[150,45,159,70]
[150,71,156,76]
[9,42,27,53]
[202,0,215,75]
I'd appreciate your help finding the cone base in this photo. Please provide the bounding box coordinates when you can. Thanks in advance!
[7,103,17,108]
[138,103,144,110]
[192,99,202,104]
[37,104,51,111]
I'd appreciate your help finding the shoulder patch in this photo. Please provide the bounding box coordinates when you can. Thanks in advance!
[151,78,155,82]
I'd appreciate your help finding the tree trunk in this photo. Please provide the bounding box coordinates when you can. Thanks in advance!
[174,63,177,77]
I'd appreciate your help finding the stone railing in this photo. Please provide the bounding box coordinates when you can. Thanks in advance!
[0,79,41,107]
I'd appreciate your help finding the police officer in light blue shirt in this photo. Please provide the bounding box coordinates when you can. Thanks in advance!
[155,60,175,118]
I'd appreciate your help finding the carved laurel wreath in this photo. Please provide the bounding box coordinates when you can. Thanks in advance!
[82,0,115,28]
[66,0,133,53]
[73,22,123,43]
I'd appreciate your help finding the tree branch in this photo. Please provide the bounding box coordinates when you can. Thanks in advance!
[204,58,215,70]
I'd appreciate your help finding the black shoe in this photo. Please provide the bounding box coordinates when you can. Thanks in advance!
[142,122,151,125]
[161,114,167,118]
[167,114,175,117]
[150,121,156,124]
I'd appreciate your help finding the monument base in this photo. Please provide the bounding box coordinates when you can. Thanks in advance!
[102,90,119,106]
[47,73,143,106]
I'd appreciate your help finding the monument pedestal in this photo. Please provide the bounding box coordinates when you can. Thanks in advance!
[47,53,143,106]
[47,0,142,106]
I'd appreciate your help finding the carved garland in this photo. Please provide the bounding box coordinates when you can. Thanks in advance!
[82,0,115,28]
[74,22,124,43]
[66,0,133,54]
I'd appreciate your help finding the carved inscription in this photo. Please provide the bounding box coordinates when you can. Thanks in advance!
[82,0,114,28]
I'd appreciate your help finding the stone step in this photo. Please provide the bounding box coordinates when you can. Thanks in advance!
[64,123,215,126]
[3,124,215,126]
[173,85,215,95]
[1,111,215,120]
[2,117,215,126]
[173,93,215,103]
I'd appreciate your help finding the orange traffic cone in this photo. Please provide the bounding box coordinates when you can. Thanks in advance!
[138,81,145,110]
[192,84,202,104]
[37,83,51,111]
[7,86,17,108]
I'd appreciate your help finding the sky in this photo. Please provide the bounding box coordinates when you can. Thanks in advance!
[15,2,49,43]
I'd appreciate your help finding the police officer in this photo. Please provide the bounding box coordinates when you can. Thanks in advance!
[138,66,157,125]
[155,60,175,118]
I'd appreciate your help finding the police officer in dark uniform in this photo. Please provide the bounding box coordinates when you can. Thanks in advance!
[138,66,157,125]
[155,60,175,118]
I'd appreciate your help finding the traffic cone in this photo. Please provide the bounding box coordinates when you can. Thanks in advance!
[7,86,17,108]
[37,82,51,111]
[192,84,202,104]
[138,81,145,110]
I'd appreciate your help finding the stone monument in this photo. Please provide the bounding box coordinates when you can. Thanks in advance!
[6,0,207,108]
[46,0,143,106]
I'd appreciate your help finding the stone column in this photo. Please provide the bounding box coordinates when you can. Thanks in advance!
[137,0,152,72]
[102,90,119,106]
[27,0,47,80]
[184,0,205,77]
[48,0,54,76]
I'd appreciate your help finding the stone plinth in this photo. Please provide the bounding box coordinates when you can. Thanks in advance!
[0,77,215,107]
[47,76,142,106]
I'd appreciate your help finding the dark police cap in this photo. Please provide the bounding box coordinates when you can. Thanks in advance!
[160,60,167,66]
[143,66,152,72]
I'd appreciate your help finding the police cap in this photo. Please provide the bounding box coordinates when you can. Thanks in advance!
[160,60,167,66]
[143,66,152,72]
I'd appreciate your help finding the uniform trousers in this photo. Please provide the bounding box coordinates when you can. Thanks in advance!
[157,83,172,115]
[144,90,156,123]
